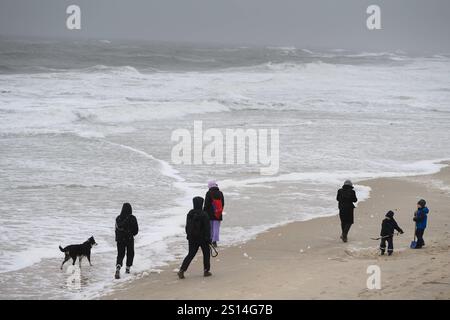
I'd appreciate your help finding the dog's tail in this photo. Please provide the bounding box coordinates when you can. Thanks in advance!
[59,245,65,252]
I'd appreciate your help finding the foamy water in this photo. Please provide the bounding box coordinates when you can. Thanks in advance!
[0,39,449,299]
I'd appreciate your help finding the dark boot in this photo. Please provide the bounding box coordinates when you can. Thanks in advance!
[115,265,121,279]
[340,223,350,242]
[204,271,212,277]
[125,266,130,274]
[177,270,185,279]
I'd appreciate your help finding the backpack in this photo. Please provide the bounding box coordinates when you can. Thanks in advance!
[212,198,223,220]
[116,216,131,241]
[189,212,204,240]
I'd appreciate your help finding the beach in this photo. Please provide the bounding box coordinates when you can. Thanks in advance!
[105,163,450,300]
[1,39,450,299]
[1,1,450,302]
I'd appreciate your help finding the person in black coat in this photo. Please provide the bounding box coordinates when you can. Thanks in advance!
[336,180,358,242]
[380,210,404,255]
[178,196,212,279]
[115,203,139,279]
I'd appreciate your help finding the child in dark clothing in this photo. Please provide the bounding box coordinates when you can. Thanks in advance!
[380,210,404,256]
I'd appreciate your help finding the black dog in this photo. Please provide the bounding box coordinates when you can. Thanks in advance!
[59,236,97,270]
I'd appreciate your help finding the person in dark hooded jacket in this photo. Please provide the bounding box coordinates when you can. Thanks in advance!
[336,180,358,242]
[204,180,224,248]
[178,196,212,279]
[379,210,404,255]
[115,203,138,279]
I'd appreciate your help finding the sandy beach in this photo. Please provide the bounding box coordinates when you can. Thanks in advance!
[104,163,450,300]
[2,2,450,302]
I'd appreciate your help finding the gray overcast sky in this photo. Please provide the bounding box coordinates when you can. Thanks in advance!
[0,0,449,52]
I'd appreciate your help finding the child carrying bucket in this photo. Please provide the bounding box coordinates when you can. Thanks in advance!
[412,199,429,249]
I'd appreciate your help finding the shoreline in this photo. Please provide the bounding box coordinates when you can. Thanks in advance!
[104,163,450,299]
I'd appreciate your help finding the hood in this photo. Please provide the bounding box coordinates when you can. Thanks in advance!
[208,180,218,189]
[192,196,204,210]
[120,203,132,216]
[344,180,353,187]
[385,210,394,218]
[417,199,426,208]
[342,184,353,190]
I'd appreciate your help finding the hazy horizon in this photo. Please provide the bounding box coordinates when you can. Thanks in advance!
[1,0,449,54]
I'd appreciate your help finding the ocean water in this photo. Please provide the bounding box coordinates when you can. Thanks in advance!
[0,38,450,299]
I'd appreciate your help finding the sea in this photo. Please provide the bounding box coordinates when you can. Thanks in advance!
[0,37,449,299]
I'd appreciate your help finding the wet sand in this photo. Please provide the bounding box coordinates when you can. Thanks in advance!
[105,163,450,299]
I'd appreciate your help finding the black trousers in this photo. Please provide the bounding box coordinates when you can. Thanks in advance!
[116,238,134,268]
[341,222,352,237]
[415,228,425,248]
[180,241,210,272]
[380,236,394,253]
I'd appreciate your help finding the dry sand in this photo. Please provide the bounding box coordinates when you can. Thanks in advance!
[105,163,450,300]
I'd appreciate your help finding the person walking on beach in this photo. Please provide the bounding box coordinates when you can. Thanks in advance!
[204,180,224,248]
[413,199,429,249]
[379,210,404,255]
[336,180,358,242]
[115,203,139,279]
[178,196,212,279]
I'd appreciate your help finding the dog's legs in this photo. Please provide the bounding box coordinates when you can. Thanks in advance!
[61,255,70,270]
[72,257,76,266]
[87,253,92,266]
[78,256,82,268]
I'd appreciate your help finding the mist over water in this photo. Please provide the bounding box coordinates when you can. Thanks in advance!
[0,38,449,298]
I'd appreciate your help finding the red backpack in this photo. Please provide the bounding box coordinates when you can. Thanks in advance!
[212,198,223,220]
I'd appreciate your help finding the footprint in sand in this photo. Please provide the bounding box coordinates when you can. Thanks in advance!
[328,257,348,262]
[401,280,414,287]
[358,289,369,297]
[423,281,450,285]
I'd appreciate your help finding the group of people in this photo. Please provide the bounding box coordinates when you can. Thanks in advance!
[336,180,430,256]
[177,180,224,279]
[112,178,429,280]
[113,180,224,280]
